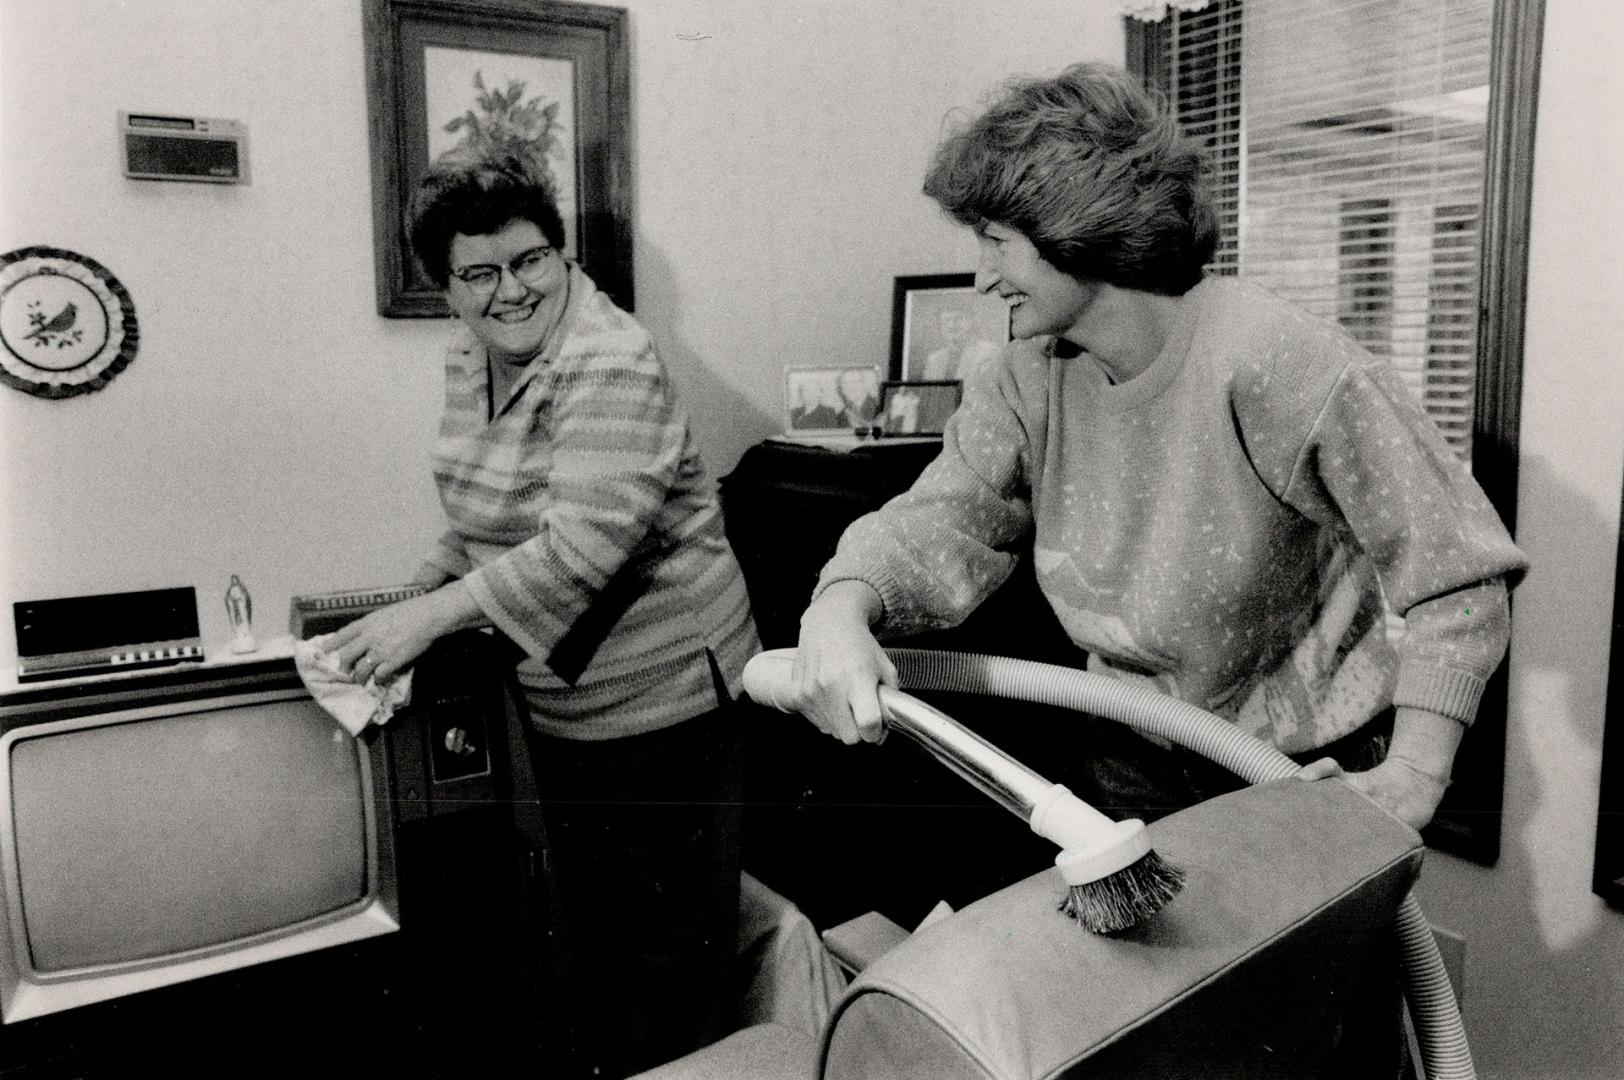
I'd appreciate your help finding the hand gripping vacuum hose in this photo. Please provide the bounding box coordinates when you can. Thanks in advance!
[747,652,1185,932]
[742,647,1476,1080]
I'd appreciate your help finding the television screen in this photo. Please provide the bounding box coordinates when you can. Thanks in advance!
[0,687,398,1023]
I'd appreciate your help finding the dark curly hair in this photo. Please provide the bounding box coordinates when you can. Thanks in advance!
[922,63,1216,296]
[408,152,566,288]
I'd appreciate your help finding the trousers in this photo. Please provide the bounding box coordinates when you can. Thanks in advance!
[529,660,745,1080]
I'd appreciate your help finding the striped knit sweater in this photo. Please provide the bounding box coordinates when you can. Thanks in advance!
[817,276,1527,755]
[422,265,759,740]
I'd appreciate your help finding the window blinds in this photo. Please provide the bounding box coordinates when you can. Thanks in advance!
[1151,0,1495,455]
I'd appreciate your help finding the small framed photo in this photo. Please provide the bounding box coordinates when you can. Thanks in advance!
[890,273,1011,383]
[879,380,963,438]
[784,366,882,439]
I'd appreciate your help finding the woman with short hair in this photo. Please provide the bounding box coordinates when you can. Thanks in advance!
[792,62,1526,836]
[792,69,1525,1075]
[327,152,759,1079]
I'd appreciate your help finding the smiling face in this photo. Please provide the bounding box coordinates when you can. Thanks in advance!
[973,222,1096,343]
[445,218,568,365]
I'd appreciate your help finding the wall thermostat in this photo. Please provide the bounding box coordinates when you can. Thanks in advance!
[120,112,250,184]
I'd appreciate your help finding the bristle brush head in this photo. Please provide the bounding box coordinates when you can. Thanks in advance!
[1058,849,1186,934]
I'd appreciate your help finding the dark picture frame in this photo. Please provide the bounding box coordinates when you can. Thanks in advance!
[890,274,1011,383]
[879,380,963,438]
[363,0,632,317]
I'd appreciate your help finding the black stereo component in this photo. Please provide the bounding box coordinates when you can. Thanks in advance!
[12,586,203,683]
[288,584,431,639]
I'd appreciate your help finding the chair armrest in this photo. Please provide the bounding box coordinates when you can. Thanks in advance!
[822,779,1423,1080]
[820,911,911,978]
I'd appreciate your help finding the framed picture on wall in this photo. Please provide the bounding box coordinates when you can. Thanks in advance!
[879,380,963,438]
[890,273,1011,383]
[362,0,632,317]
[783,367,882,440]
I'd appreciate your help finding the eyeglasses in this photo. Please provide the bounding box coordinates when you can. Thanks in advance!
[448,246,557,295]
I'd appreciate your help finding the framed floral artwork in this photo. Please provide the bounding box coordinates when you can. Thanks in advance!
[363,0,632,317]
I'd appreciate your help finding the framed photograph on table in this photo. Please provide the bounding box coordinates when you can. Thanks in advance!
[363,0,632,317]
[879,380,963,438]
[784,367,882,440]
[890,274,1011,383]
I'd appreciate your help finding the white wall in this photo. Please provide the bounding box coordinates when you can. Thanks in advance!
[1413,3,1624,1077]
[0,0,1119,665]
[625,0,1118,469]
[0,0,446,664]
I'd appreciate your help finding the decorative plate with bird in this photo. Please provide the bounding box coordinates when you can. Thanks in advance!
[0,246,139,398]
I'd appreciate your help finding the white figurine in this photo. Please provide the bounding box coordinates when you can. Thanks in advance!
[225,574,258,654]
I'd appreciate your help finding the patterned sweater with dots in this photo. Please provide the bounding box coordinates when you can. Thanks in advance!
[816,275,1527,754]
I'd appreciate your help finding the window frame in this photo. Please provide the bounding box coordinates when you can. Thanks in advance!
[1597,492,1624,908]
[1127,0,1545,865]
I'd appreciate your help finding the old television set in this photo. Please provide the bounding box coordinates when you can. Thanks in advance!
[0,684,397,1024]
[0,632,546,1076]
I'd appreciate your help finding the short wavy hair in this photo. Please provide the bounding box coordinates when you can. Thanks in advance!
[408,152,566,287]
[922,63,1216,296]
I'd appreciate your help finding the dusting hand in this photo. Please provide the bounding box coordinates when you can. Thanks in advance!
[324,581,484,685]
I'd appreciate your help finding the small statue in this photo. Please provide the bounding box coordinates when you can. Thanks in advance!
[225,574,258,654]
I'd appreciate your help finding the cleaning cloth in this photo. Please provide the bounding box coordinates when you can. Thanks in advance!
[293,635,413,736]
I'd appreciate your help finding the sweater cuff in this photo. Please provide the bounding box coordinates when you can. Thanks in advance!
[1391,665,1486,725]
[810,567,898,628]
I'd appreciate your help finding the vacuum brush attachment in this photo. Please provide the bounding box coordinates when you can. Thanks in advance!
[742,649,1185,933]
[1031,785,1186,932]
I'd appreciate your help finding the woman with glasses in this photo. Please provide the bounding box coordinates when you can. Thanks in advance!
[325,152,759,1079]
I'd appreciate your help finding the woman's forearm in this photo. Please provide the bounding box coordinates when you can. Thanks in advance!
[804,578,884,632]
[423,579,492,634]
[1387,705,1465,782]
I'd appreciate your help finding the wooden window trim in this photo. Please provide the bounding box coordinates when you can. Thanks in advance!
[1597,489,1624,908]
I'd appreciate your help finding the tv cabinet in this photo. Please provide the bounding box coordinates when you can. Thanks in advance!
[0,632,549,1079]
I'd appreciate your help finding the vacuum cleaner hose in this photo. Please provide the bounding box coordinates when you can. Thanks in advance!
[882,647,1475,1080]
[743,646,1475,1080]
